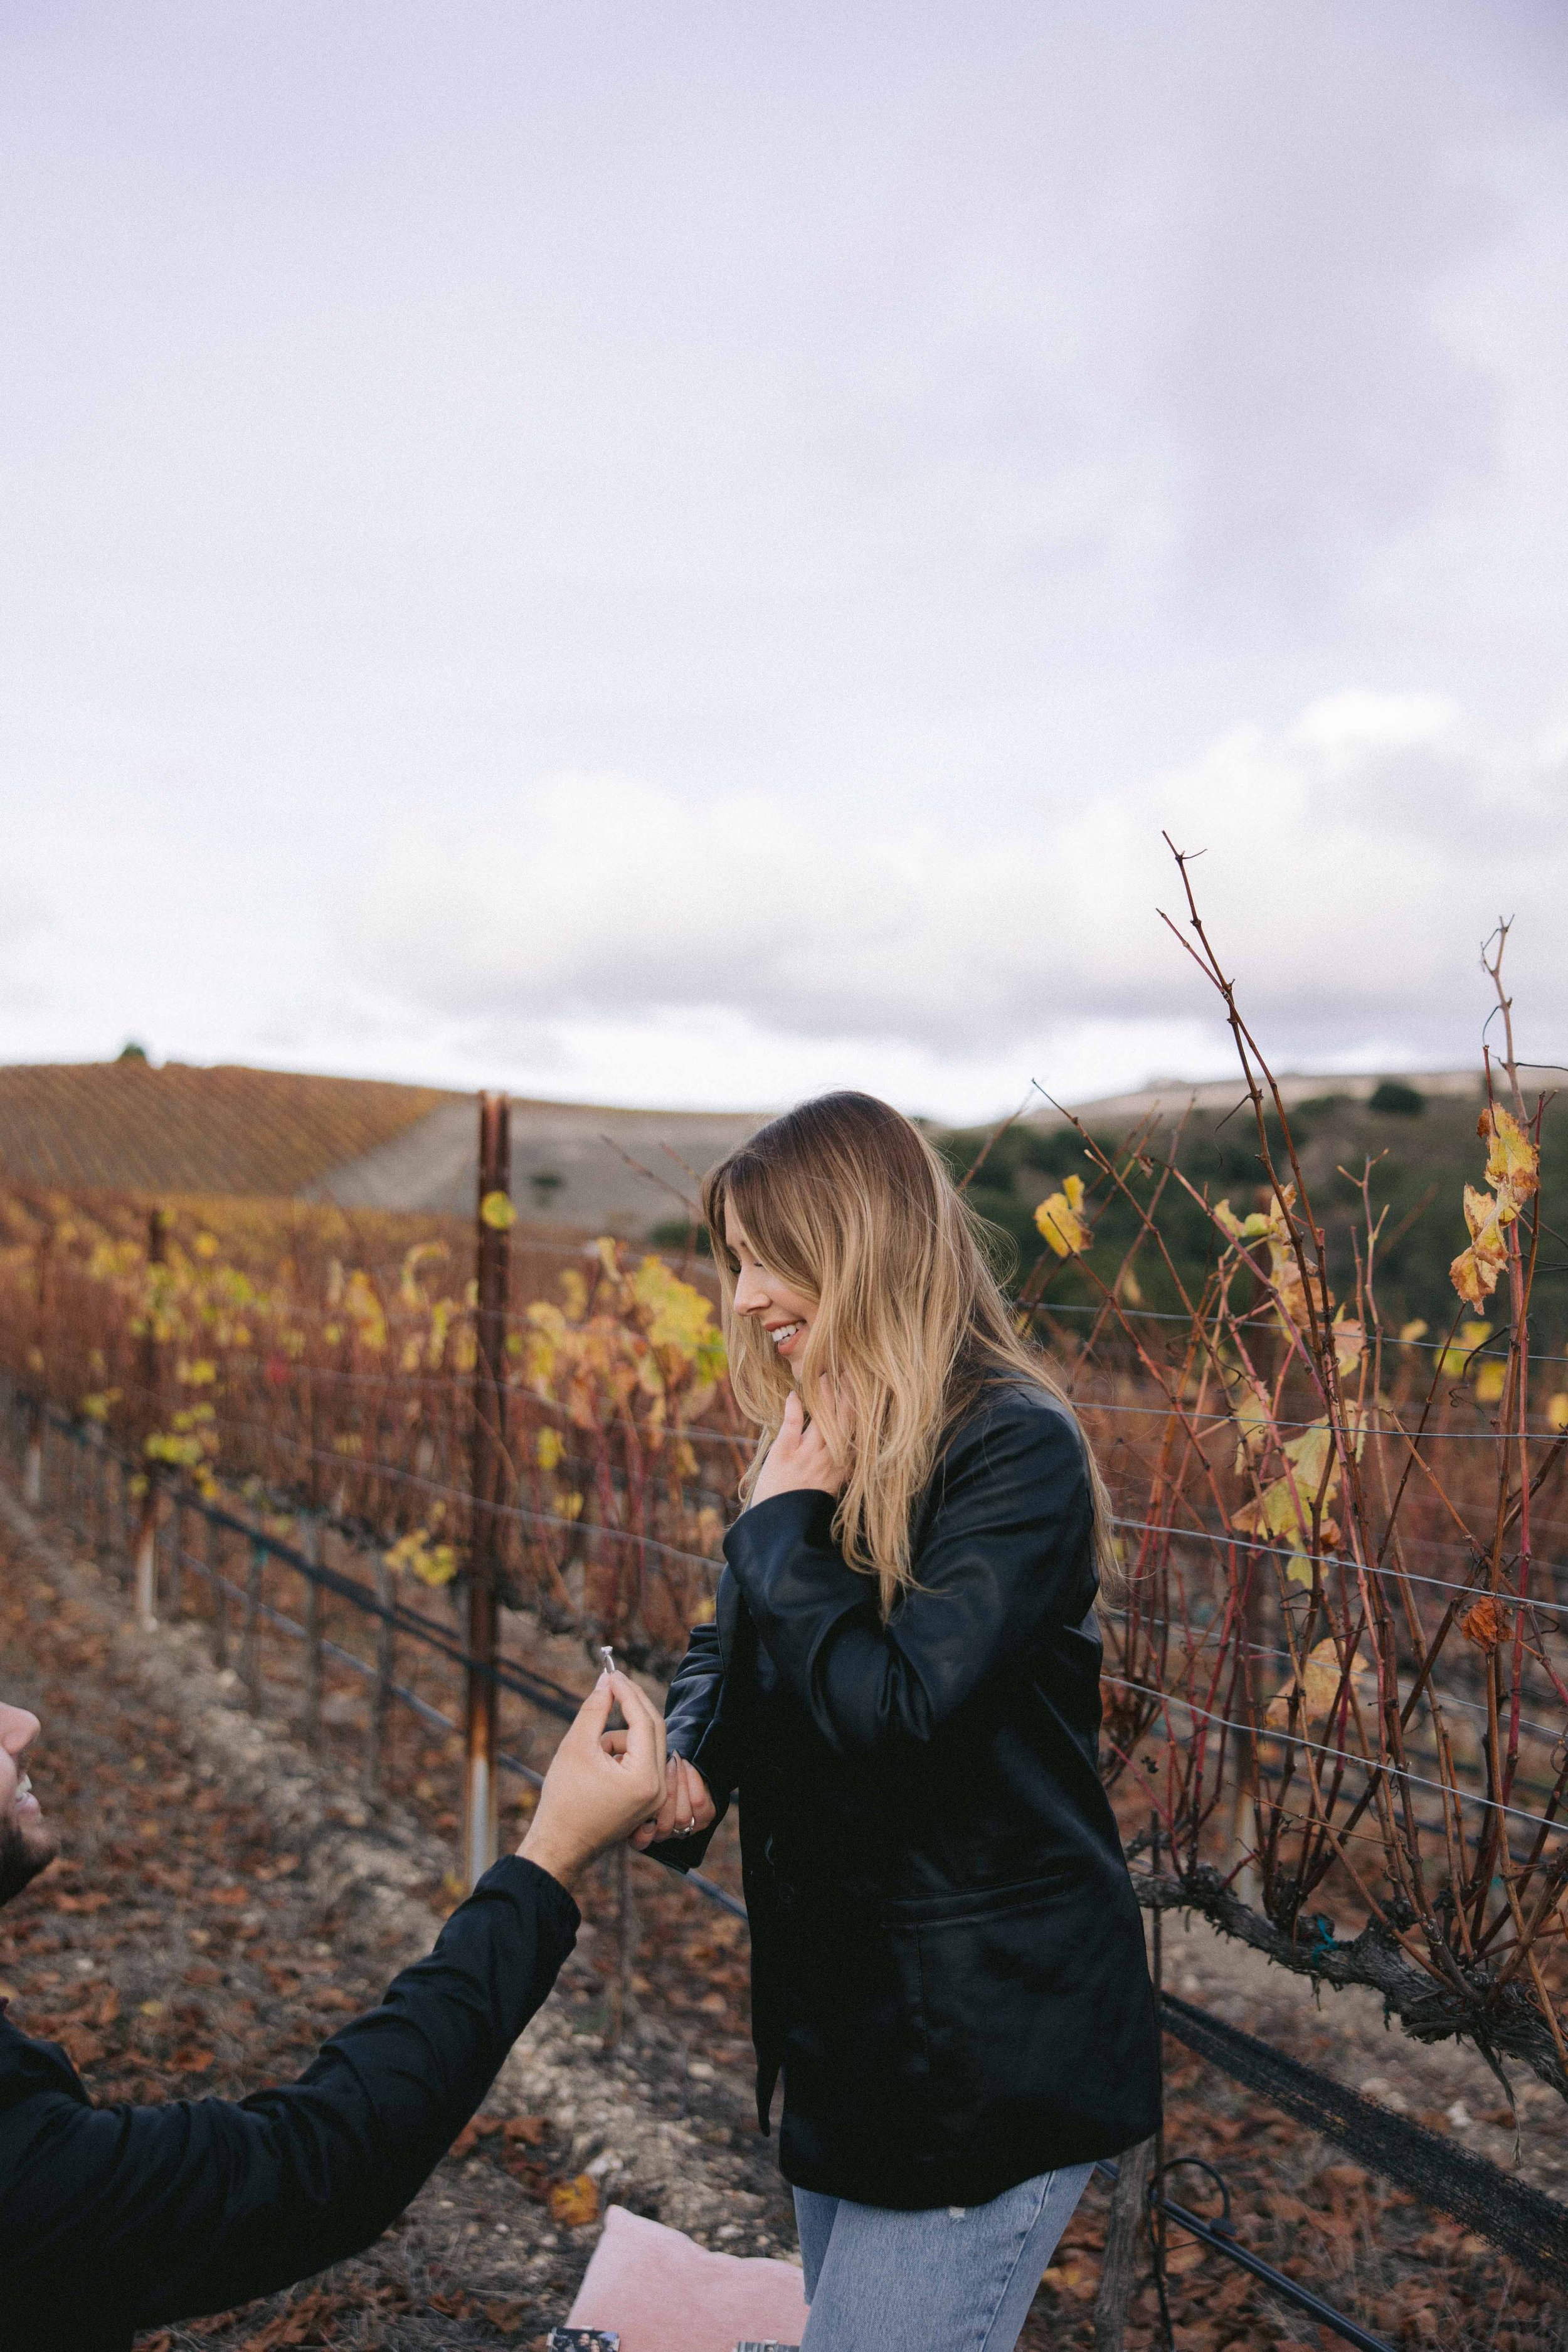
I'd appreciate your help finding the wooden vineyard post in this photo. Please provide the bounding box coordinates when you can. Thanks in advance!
[364,1556,395,1806]
[608,1841,637,2049]
[1229,1560,1264,1910]
[21,1401,41,1508]
[1148,1812,1167,2311]
[90,1426,105,1552]
[169,1492,184,1615]
[242,1537,264,1709]
[134,1208,166,1628]
[1091,2137,1155,2352]
[23,1230,49,1509]
[464,1092,511,1890]
[302,1515,324,1752]
[208,1511,228,1668]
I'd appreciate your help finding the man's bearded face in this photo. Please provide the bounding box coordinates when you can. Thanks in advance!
[0,1794,56,1905]
[0,1705,57,1907]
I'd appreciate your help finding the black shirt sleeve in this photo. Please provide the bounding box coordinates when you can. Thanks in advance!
[0,1855,578,2344]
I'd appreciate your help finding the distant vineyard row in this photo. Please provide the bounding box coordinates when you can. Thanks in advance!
[0,1059,454,1197]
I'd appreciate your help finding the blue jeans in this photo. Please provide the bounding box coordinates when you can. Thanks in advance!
[793,2163,1094,2351]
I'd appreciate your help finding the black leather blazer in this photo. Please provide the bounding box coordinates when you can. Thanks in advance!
[650,1380,1162,2210]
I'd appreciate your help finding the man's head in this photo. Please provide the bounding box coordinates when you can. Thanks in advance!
[1,1699,56,1908]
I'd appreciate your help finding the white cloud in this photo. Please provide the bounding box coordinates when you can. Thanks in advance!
[355,692,1567,1103]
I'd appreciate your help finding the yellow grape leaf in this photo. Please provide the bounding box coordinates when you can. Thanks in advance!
[1214,1199,1273,1242]
[1473,1359,1506,1406]
[1450,1186,1510,1307]
[399,1237,448,1305]
[548,2173,601,2227]
[1237,1473,1315,1544]
[1460,1593,1510,1652]
[1223,1366,1273,1470]
[1236,1416,1357,1579]
[1436,1320,1491,1377]
[1266,1636,1375,1732]
[1034,1172,1090,1258]
[1332,1312,1364,1380]
[1254,1187,1309,1332]
[385,1525,458,1587]
[536,1426,564,1471]
[630,1254,727,1380]
[1549,1392,1568,1434]
[1398,1318,1428,1345]
[480,1190,516,1231]
[1481,1104,1539,1212]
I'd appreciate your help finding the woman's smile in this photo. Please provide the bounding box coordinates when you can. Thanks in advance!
[726,1201,817,1372]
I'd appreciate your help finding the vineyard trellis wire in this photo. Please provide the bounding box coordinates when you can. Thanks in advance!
[0,865,1566,2118]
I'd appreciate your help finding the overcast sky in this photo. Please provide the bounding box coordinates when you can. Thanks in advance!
[3,1,1566,1120]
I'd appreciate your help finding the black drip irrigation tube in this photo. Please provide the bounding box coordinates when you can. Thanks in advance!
[1095,2151,1397,2352]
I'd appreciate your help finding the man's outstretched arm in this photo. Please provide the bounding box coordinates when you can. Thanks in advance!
[0,1671,664,2347]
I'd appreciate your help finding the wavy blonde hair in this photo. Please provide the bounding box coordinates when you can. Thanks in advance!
[702,1091,1117,1618]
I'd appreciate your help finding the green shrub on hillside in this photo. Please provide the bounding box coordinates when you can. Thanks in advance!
[941,1088,1568,1348]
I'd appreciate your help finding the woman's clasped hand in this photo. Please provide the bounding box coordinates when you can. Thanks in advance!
[599,1723,717,1849]
[631,1749,718,1851]
[748,1387,849,1509]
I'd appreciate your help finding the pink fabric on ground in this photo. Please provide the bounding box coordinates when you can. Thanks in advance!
[565,2204,810,2352]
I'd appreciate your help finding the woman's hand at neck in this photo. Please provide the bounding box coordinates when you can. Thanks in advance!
[751,1387,849,1509]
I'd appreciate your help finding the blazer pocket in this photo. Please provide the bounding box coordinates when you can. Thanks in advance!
[889,1865,1106,2140]
[885,1856,1089,1929]
[775,1882,930,2126]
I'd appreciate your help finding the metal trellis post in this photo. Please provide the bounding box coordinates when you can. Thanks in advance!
[303,1512,324,1751]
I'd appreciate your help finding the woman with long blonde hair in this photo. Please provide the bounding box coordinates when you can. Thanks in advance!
[641,1093,1160,2351]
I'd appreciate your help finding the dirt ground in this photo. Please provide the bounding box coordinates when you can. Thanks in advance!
[2,1483,1566,2350]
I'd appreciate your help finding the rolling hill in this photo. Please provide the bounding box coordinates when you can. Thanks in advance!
[0,1060,768,1236]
